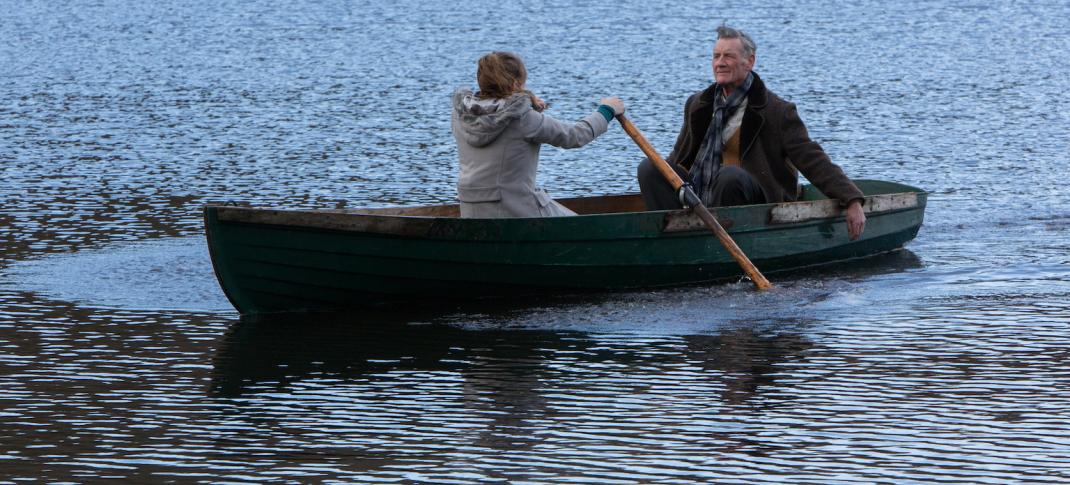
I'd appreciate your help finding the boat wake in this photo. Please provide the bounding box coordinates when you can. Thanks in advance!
[2,237,233,313]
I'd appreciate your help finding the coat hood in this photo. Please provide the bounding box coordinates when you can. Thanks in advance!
[452,88,533,147]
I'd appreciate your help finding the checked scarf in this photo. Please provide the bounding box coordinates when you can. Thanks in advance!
[690,72,754,206]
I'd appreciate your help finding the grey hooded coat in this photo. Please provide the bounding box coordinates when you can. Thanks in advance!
[451,88,609,218]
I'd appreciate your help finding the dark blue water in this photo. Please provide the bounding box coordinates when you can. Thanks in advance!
[3,1,1070,482]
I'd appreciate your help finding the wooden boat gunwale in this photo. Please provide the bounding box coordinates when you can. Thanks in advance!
[211,187,922,239]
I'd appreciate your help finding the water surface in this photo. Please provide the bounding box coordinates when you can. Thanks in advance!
[2,0,1069,482]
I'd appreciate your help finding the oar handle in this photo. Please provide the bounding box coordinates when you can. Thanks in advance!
[616,114,773,291]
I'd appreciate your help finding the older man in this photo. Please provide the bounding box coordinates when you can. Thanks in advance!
[638,25,867,240]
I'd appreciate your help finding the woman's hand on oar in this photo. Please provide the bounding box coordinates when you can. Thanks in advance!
[615,114,773,291]
[600,97,625,116]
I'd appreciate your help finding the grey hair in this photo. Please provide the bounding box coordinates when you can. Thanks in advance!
[716,25,757,58]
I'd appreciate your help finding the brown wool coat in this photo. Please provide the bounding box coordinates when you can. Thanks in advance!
[667,72,864,206]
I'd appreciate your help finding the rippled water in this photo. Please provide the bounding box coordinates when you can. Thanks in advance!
[3,0,1070,482]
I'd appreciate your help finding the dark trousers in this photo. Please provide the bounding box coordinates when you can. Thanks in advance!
[637,158,766,210]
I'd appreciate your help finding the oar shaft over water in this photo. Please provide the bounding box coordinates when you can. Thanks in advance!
[616,115,774,291]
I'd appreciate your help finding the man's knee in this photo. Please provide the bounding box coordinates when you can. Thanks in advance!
[637,157,686,210]
[637,157,657,182]
[637,157,670,192]
[711,166,765,205]
[715,166,751,187]
[638,157,688,184]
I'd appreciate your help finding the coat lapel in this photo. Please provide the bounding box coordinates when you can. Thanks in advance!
[739,73,767,161]
[740,109,762,161]
[685,85,717,166]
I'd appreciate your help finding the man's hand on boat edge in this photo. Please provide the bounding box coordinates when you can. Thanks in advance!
[846,200,866,240]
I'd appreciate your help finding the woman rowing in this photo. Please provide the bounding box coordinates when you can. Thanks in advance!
[451,51,625,218]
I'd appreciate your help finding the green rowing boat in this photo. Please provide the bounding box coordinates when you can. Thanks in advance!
[204,180,925,314]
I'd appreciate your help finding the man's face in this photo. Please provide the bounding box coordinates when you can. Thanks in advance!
[712,38,755,88]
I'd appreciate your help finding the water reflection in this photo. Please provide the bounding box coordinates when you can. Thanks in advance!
[208,308,821,470]
[211,309,814,411]
[684,328,813,408]
[210,309,600,456]
[210,311,470,398]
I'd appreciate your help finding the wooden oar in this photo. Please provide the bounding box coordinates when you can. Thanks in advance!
[617,114,773,290]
